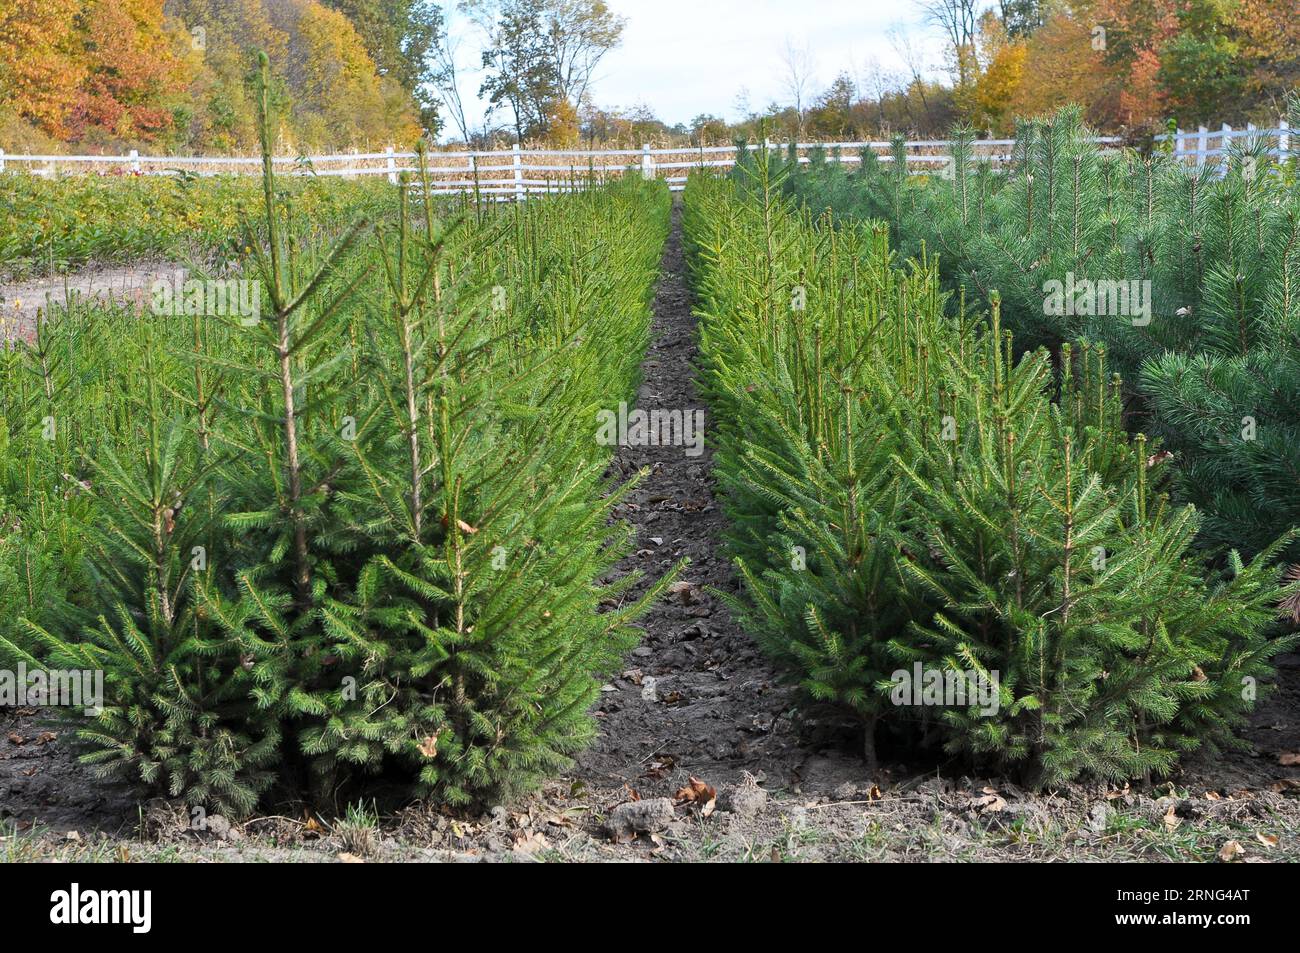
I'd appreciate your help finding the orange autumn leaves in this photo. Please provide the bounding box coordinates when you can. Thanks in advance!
[0,0,421,151]
[964,0,1300,134]
[0,0,183,142]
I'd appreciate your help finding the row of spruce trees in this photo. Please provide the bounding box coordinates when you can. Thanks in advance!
[0,55,672,817]
[685,152,1298,786]
[783,102,1300,572]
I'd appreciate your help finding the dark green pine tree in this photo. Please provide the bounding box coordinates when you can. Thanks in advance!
[689,162,1299,786]
[1137,138,1300,561]
[895,311,1298,785]
[292,154,677,805]
[11,329,280,816]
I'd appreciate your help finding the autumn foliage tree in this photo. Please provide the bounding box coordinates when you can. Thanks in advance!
[0,0,86,139]
[69,0,187,144]
[0,0,425,151]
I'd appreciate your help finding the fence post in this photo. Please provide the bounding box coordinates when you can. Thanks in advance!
[1175,127,1184,160]
[1197,125,1208,166]
[385,146,396,184]
[1221,122,1232,169]
[129,149,140,174]
[512,143,524,200]
[0,149,5,174]
[641,143,654,181]
[1280,118,1291,160]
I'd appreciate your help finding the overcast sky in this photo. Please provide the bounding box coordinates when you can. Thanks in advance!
[444,0,949,135]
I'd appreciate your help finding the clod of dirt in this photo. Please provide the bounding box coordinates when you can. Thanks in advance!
[205,814,236,841]
[720,776,768,818]
[1086,802,1110,834]
[141,798,190,840]
[606,797,676,842]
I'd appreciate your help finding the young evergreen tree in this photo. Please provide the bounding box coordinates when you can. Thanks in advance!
[689,158,1299,787]
[13,330,280,816]
[3,52,674,817]
[795,106,1300,566]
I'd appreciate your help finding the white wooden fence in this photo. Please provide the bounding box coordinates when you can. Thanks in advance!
[0,119,1290,197]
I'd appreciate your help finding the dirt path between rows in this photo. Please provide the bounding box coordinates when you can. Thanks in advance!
[3,199,1298,862]
[1,263,184,342]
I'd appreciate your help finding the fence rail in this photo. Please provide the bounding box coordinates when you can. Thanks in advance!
[0,118,1291,196]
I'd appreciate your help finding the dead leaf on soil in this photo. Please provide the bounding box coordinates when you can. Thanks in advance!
[668,581,697,605]
[337,852,365,863]
[1217,840,1245,863]
[1278,752,1300,766]
[641,754,676,780]
[970,787,1006,813]
[622,783,642,802]
[1163,806,1182,833]
[675,776,717,818]
[513,830,549,854]
[1255,832,1279,849]
[7,732,23,745]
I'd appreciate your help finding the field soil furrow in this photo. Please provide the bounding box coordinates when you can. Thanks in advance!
[1,263,184,342]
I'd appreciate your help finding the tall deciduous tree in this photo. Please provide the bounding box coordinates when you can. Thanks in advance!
[476,0,557,142]
[0,0,84,137]
[470,0,623,144]
[71,0,187,142]
[319,0,445,132]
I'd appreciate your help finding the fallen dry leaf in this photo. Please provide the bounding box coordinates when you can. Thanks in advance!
[970,791,1007,813]
[7,733,23,745]
[1255,833,1279,849]
[513,830,549,854]
[418,733,439,759]
[337,852,365,863]
[1218,840,1245,863]
[674,776,718,815]
[1278,752,1300,766]
[1163,806,1182,833]
[640,754,676,780]
[668,581,697,605]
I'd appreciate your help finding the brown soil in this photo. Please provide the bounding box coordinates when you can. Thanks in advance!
[2,199,1298,862]
[1,262,183,342]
